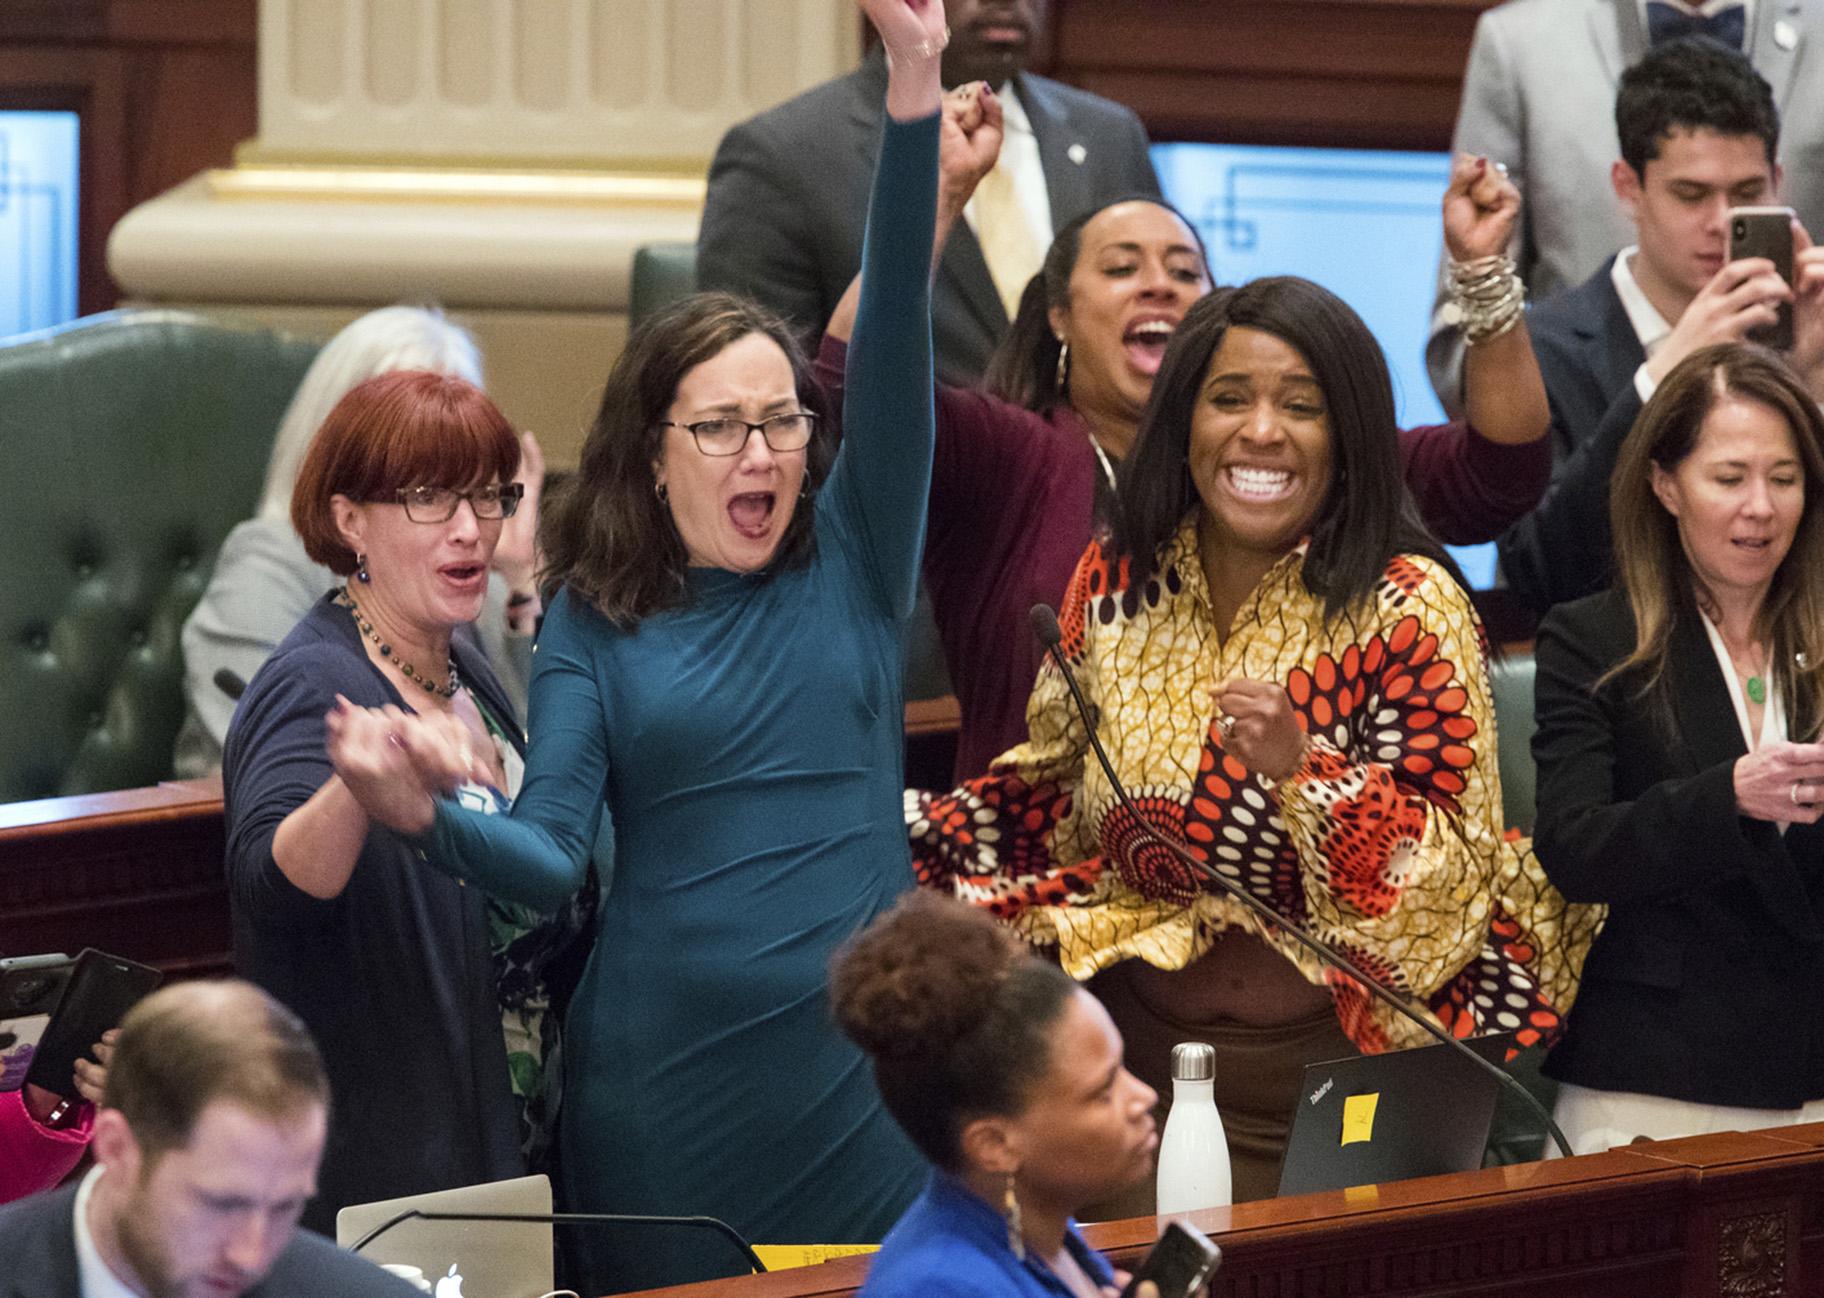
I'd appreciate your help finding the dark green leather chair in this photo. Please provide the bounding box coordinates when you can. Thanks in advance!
[0,310,318,801]
[1482,650,1559,1164]
[1489,652,1539,834]
[629,243,699,330]
[630,241,956,706]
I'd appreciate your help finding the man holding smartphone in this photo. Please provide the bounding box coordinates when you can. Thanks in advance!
[1496,36,1824,620]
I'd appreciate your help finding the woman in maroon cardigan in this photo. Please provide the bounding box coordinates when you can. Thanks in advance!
[822,88,1551,779]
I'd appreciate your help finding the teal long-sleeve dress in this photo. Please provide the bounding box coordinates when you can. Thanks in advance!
[415,112,937,1293]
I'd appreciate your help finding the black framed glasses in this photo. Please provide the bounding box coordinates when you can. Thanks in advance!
[661,412,818,457]
[379,482,524,523]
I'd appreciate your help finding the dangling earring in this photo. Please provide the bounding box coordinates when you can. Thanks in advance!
[356,553,370,584]
[1055,340,1071,394]
[799,477,811,500]
[655,482,669,503]
[1002,1173,1025,1261]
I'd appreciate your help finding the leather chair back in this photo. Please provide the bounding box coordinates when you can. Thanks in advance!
[630,243,699,330]
[1488,652,1539,834]
[0,311,317,801]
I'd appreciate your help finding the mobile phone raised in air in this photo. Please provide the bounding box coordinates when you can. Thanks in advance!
[0,955,75,1092]
[1119,1220,1223,1298]
[22,948,161,1100]
[1729,205,1796,350]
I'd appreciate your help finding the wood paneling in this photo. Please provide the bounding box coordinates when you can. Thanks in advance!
[1049,0,1498,151]
[0,0,256,315]
[629,1126,1824,1298]
[0,777,229,975]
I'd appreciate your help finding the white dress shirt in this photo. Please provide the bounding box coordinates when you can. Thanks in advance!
[73,1166,144,1298]
[1610,247,1676,403]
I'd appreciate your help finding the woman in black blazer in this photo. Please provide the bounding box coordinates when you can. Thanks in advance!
[1533,343,1824,1154]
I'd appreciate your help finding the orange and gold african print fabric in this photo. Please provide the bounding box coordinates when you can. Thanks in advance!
[909,521,1600,1053]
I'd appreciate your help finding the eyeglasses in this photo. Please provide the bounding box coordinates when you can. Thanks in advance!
[660,412,818,457]
[378,483,525,523]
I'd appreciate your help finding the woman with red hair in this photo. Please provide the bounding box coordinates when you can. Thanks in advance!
[222,371,542,1232]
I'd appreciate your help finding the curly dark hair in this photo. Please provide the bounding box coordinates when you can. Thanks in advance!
[1616,36,1778,178]
[830,891,1076,1170]
[540,292,836,629]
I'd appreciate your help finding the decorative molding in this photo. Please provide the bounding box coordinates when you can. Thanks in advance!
[1718,1212,1787,1298]
[255,0,861,167]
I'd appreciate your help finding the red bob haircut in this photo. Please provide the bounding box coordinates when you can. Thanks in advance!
[292,370,520,576]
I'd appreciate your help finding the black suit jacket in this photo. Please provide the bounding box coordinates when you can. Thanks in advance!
[1497,258,1646,621]
[697,51,1161,386]
[1533,590,1824,1108]
[0,1182,418,1298]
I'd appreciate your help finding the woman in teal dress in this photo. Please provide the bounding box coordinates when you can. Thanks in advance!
[326,1,946,1290]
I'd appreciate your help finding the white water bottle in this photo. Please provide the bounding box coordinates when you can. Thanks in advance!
[1155,1041,1232,1215]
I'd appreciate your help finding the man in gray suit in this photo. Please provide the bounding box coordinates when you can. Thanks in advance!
[1496,37,1824,619]
[0,980,413,1298]
[698,0,1160,385]
[1428,0,1824,408]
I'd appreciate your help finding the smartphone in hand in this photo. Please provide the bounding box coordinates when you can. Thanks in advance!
[1120,1221,1223,1298]
[1729,205,1797,350]
[21,949,160,1101]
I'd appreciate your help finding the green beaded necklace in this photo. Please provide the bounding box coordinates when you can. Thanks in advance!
[336,587,459,699]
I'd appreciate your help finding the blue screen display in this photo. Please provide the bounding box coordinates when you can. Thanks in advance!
[1152,142,1498,588]
[0,111,80,337]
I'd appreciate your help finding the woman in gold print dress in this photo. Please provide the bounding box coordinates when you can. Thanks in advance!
[911,277,1595,1202]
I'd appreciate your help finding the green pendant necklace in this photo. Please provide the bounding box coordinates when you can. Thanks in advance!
[1747,674,1766,705]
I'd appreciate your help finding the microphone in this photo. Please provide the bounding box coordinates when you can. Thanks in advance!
[214,668,247,701]
[348,1208,766,1276]
[1027,603,1573,1160]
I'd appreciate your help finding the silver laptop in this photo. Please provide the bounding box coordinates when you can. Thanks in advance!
[336,1174,554,1298]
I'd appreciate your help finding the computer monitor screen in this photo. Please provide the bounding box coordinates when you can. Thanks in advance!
[0,111,80,337]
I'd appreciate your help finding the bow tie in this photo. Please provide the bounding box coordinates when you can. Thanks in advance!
[1646,2,1747,47]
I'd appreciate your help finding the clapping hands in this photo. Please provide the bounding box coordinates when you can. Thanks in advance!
[325,697,491,835]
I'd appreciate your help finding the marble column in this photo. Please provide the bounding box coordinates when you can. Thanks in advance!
[109,0,861,460]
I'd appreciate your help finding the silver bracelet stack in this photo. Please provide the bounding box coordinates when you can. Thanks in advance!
[1443,253,1525,345]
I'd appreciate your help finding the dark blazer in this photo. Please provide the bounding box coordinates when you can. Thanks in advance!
[697,51,1161,386]
[1497,258,1645,623]
[1533,589,1824,1108]
[0,1182,417,1297]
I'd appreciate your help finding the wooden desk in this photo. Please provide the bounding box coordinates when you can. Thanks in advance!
[628,1124,1824,1298]
[0,776,229,974]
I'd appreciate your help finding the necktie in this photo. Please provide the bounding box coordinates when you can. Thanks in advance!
[1646,2,1747,47]
[972,161,1045,323]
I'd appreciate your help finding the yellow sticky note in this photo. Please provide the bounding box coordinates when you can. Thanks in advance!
[751,1244,880,1271]
[1341,1092,1379,1146]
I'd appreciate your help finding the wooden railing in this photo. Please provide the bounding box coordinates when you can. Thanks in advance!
[0,775,230,973]
[0,702,963,972]
[627,1123,1824,1298]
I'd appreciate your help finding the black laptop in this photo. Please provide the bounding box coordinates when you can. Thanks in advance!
[1276,1033,1514,1197]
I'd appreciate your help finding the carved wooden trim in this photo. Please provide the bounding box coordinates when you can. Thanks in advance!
[1718,1211,1787,1298]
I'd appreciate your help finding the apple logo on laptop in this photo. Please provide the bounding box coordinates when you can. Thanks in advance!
[434,1264,465,1298]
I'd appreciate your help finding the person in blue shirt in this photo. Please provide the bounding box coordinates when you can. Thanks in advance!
[831,891,1163,1298]
[322,1,948,1290]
